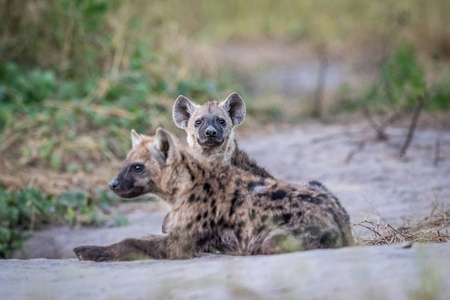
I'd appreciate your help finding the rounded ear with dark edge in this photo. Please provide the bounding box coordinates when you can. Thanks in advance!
[152,128,180,166]
[219,92,246,126]
[173,96,198,129]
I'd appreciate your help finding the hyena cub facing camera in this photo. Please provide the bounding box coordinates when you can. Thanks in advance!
[162,92,273,233]
[173,92,272,179]
[73,128,354,262]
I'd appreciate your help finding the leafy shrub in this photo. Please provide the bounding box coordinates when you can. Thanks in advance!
[0,187,121,258]
[335,45,449,114]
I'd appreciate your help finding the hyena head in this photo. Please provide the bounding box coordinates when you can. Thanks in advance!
[109,128,188,202]
[173,92,245,160]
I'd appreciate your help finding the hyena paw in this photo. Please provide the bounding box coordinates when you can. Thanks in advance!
[73,245,114,262]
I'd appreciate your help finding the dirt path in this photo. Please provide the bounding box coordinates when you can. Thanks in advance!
[4,122,450,299]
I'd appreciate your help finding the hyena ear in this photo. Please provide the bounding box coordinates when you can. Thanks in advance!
[173,95,198,129]
[152,128,181,166]
[220,92,246,126]
[131,129,143,149]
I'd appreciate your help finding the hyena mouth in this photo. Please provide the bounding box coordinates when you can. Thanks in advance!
[197,137,224,148]
[113,187,144,199]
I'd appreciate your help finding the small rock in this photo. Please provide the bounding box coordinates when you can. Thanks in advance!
[401,241,413,248]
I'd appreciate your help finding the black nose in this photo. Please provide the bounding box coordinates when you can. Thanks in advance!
[205,126,217,137]
[109,178,120,190]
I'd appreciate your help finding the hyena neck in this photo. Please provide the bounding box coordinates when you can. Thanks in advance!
[168,149,233,202]
[189,132,237,164]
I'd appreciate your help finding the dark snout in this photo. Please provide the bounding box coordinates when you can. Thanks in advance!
[197,118,225,148]
[109,177,120,190]
[205,125,217,137]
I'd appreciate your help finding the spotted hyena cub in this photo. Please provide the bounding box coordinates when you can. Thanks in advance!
[73,128,353,261]
[173,92,272,179]
[164,93,273,233]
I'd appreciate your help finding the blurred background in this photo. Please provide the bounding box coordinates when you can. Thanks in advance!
[1,0,449,258]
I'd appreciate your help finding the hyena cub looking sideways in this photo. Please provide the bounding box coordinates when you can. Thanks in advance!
[74,128,354,261]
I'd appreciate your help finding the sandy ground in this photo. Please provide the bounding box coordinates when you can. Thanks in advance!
[3,122,450,299]
[2,244,449,300]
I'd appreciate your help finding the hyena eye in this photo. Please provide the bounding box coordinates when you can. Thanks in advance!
[133,165,144,172]
[195,119,202,126]
[218,119,226,126]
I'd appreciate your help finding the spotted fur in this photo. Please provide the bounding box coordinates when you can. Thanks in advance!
[73,128,354,262]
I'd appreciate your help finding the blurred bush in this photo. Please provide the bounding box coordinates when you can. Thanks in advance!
[0,186,124,258]
[335,45,449,114]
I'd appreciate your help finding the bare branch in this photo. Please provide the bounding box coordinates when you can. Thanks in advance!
[400,96,424,157]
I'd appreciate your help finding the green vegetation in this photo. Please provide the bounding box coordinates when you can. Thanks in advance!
[336,45,450,114]
[0,186,124,258]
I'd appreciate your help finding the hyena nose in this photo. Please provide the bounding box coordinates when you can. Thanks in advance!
[109,178,120,190]
[205,126,217,137]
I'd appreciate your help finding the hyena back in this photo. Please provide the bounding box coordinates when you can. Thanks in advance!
[73,128,354,261]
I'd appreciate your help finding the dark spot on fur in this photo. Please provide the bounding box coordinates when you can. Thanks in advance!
[203,211,208,218]
[188,194,196,203]
[320,231,337,248]
[210,219,215,228]
[281,213,292,224]
[196,214,202,221]
[229,206,235,216]
[291,228,303,236]
[271,190,287,201]
[186,165,195,181]
[211,199,216,206]
[197,236,209,248]
[254,225,266,234]
[218,217,224,226]
[261,215,268,223]
[236,228,242,240]
[186,222,193,230]
[231,195,237,206]
[249,209,256,220]
[203,183,211,192]
[203,221,208,228]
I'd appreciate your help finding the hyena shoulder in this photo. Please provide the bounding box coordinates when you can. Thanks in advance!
[231,145,273,178]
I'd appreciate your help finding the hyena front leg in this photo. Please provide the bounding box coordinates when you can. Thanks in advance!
[73,233,196,262]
